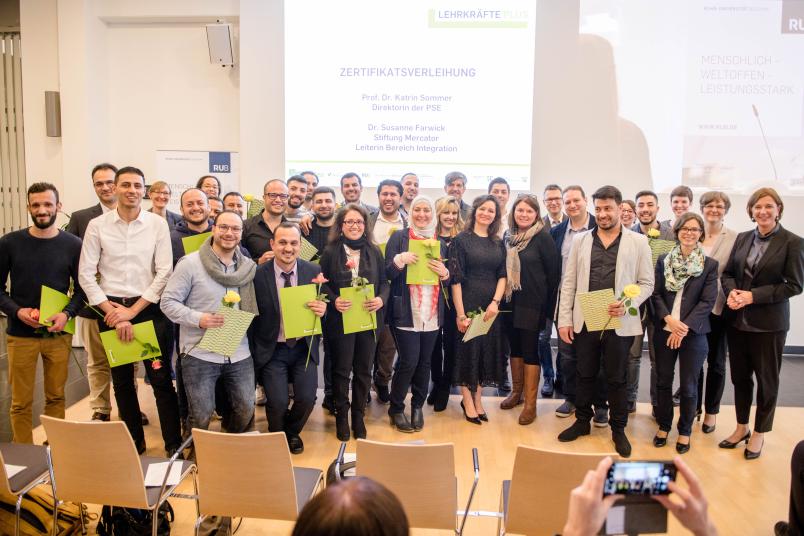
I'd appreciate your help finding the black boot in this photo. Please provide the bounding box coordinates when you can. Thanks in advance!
[335,410,350,441]
[411,407,424,431]
[351,411,367,439]
[389,412,414,433]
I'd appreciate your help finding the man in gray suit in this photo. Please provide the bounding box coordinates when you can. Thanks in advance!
[556,186,654,457]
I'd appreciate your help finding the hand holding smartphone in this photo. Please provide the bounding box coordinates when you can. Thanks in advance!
[603,461,676,496]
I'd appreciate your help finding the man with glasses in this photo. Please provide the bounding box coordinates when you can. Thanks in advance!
[542,184,566,228]
[242,179,289,264]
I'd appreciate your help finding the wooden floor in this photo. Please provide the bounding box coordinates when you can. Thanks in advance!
[33,384,803,535]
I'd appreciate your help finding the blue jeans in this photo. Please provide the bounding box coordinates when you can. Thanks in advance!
[538,319,555,380]
[655,331,707,436]
[390,329,438,415]
[181,355,255,433]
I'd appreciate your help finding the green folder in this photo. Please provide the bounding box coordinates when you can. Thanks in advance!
[197,306,256,357]
[299,237,319,262]
[99,320,162,367]
[279,284,323,339]
[649,239,676,267]
[406,239,440,285]
[378,242,387,258]
[340,285,377,334]
[182,232,211,255]
[39,285,76,334]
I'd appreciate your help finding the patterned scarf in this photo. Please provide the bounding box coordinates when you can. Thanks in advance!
[663,244,705,292]
[504,219,544,300]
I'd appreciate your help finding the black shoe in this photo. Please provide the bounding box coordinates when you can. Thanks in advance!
[352,413,367,439]
[411,407,424,431]
[702,423,716,434]
[719,431,751,449]
[774,521,790,536]
[672,388,681,407]
[477,412,489,422]
[653,434,668,448]
[541,377,555,398]
[376,384,390,404]
[389,412,415,433]
[322,395,335,415]
[426,390,436,406]
[141,412,149,426]
[167,446,185,459]
[135,438,147,455]
[336,413,350,442]
[744,438,764,460]
[676,439,691,454]
[460,401,482,425]
[627,401,637,413]
[433,390,449,412]
[651,406,657,419]
[558,420,591,442]
[612,431,632,458]
[287,435,304,455]
[593,407,609,428]
[91,411,110,422]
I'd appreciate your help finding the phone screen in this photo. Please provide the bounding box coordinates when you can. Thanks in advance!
[603,461,676,496]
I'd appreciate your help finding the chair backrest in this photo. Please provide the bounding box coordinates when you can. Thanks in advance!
[356,439,457,531]
[506,445,613,536]
[40,416,149,509]
[193,429,299,521]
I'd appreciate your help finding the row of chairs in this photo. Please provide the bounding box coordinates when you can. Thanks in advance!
[1,417,615,535]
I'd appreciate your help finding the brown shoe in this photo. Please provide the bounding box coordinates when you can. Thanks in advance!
[500,358,524,409]
[91,411,110,422]
[518,364,540,425]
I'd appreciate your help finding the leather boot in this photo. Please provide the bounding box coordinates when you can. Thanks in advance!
[518,364,540,425]
[500,357,525,409]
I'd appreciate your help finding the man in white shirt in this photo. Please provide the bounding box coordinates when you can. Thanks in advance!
[542,184,566,228]
[78,166,181,456]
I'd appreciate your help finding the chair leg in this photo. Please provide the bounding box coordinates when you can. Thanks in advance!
[152,501,162,536]
[194,515,204,536]
[79,503,86,535]
[15,493,22,536]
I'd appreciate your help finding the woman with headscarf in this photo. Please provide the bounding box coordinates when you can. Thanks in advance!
[385,196,450,432]
[500,195,560,425]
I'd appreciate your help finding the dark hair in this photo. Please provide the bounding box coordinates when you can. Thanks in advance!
[464,194,501,240]
[301,170,319,182]
[91,163,118,179]
[291,477,409,536]
[272,221,302,239]
[222,191,244,203]
[699,190,731,213]
[488,177,510,194]
[508,194,541,234]
[746,187,784,220]
[115,166,145,184]
[208,196,222,204]
[340,172,362,187]
[400,172,417,182]
[312,185,336,200]
[562,185,585,198]
[592,185,623,205]
[444,171,467,187]
[287,174,307,188]
[670,185,694,202]
[196,175,221,194]
[328,203,376,246]
[27,182,60,204]
[621,199,636,211]
[180,188,209,205]
[634,190,658,203]
[672,212,705,243]
[377,179,403,197]
[212,209,243,226]
[543,183,562,194]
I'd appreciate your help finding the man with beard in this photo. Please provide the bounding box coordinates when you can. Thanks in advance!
[65,163,118,239]
[208,196,224,219]
[301,171,319,211]
[242,179,289,263]
[285,175,309,223]
[170,189,212,265]
[222,192,247,218]
[0,183,84,443]
[340,172,378,215]
[398,173,419,219]
[556,186,653,458]
[488,177,511,238]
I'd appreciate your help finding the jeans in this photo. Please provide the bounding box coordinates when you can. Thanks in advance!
[655,330,708,436]
[7,334,71,443]
[181,355,255,433]
[538,319,555,380]
[627,315,657,406]
[257,342,318,437]
[390,329,438,414]
[558,336,608,408]
[697,313,727,415]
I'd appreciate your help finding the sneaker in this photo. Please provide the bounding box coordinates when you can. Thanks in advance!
[555,400,576,418]
[91,411,110,422]
[255,385,267,406]
[541,377,555,398]
[612,431,632,458]
[557,420,591,442]
[593,407,609,428]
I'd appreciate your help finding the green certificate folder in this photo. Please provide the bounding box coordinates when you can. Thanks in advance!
[578,288,621,332]
[462,313,495,342]
[39,285,75,334]
[299,237,319,262]
[182,232,211,255]
[340,285,377,334]
[279,284,323,339]
[406,239,440,285]
[649,239,676,267]
[100,320,162,367]
[378,242,387,258]
[197,306,256,357]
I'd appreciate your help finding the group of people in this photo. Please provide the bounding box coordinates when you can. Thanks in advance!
[0,164,801,463]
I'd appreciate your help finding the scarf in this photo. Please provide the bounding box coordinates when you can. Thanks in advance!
[504,219,544,300]
[343,235,367,250]
[198,237,259,314]
[663,244,705,292]
[408,195,437,239]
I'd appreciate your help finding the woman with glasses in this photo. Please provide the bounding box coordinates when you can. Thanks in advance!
[651,213,718,454]
[319,204,389,441]
[620,200,636,229]
[147,181,181,229]
[500,195,560,425]
[695,191,738,434]
[196,175,221,198]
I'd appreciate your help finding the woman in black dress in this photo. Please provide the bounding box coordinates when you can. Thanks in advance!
[450,195,507,424]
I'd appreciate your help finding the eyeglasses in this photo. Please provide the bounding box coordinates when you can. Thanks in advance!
[216,224,243,233]
[704,204,726,211]
[621,208,635,214]
[264,193,289,201]
[678,227,702,234]
[343,219,365,227]
[149,190,170,196]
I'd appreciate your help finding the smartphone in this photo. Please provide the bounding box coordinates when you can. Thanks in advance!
[603,461,676,496]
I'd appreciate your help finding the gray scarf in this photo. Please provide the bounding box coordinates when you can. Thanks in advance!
[198,237,259,314]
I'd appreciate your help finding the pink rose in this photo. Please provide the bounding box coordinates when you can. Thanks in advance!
[311,273,329,285]
[151,359,163,370]
[345,258,357,270]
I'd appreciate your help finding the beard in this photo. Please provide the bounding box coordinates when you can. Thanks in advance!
[32,212,57,229]
[288,197,303,210]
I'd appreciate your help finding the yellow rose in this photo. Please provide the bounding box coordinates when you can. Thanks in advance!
[223,290,241,304]
[243,194,255,202]
[622,284,641,299]
[647,228,660,238]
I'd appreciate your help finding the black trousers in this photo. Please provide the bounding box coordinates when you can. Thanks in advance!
[726,327,786,433]
[107,303,181,452]
[558,336,608,408]
[257,342,318,437]
[789,441,804,536]
[697,312,728,415]
[373,325,397,388]
[655,330,708,436]
[573,328,633,432]
[431,307,457,396]
[331,331,375,416]
[390,328,438,414]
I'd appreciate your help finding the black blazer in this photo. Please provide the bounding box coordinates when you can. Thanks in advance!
[250,259,322,369]
[64,203,104,240]
[721,225,804,332]
[319,241,390,336]
[549,213,597,257]
[651,255,719,335]
[384,230,447,329]
[505,227,561,332]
